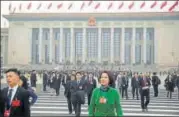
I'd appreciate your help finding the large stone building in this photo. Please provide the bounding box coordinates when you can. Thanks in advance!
[1,28,8,65]
[3,12,179,69]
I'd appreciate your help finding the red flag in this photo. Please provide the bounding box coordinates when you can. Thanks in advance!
[80,2,85,10]
[128,1,134,9]
[118,2,124,9]
[160,1,167,9]
[57,3,63,9]
[48,3,52,9]
[108,2,113,10]
[27,2,32,9]
[37,3,42,10]
[168,1,178,12]
[9,3,12,11]
[68,3,73,10]
[140,1,145,9]
[95,2,100,9]
[19,3,22,11]
[88,0,93,6]
[150,1,157,8]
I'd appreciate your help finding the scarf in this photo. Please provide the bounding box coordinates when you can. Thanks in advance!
[100,85,109,92]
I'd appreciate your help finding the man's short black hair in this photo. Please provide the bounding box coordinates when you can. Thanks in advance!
[5,68,20,76]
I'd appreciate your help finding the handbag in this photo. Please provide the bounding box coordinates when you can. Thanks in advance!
[76,90,85,104]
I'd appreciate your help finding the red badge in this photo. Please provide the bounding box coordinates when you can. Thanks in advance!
[11,99,21,107]
[4,110,10,117]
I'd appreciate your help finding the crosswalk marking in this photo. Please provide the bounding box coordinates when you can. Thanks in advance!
[31,88,179,116]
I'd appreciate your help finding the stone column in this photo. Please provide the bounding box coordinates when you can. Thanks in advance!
[143,28,147,64]
[39,27,42,63]
[28,28,32,64]
[82,27,86,63]
[120,27,125,64]
[59,27,63,63]
[110,27,114,63]
[132,27,136,64]
[70,28,74,63]
[49,28,53,63]
[98,28,101,63]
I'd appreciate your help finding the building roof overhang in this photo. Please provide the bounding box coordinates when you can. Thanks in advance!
[3,12,179,21]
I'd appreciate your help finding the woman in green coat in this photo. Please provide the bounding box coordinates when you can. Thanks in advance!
[88,71,123,116]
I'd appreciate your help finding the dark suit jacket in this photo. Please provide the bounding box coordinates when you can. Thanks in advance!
[70,79,86,104]
[43,73,48,85]
[139,77,151,88]
[64,80,72,98]
[70,79,86,94]
[131,77,140,88]
[30,73,37,87]
[53,76,61,89]
[121,76,129,88]
[85,77,97,94]
[0,89,4,117]
[1,87,30,117]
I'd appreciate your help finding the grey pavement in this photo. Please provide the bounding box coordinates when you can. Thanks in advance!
[31,87,179,116]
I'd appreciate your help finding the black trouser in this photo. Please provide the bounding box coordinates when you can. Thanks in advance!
[132,87,139,99]
[153,85,159,97]
[122,87,128,99]
[67,97,73,113]
[119,87,122,95]
[43,84,47,91]
[140,89,150,109]
[73,101,81,117]
[56,88,60,96]
[167,91,172,99]
[87,92,92,106]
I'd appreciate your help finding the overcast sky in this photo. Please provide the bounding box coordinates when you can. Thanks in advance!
[1,1,179,28]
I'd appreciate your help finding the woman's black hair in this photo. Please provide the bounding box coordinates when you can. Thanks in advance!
[99,71,115,88]
[71,74,76,80]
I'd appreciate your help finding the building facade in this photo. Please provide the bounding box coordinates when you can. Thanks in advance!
[1,28,8,65]
[3,12,179,67]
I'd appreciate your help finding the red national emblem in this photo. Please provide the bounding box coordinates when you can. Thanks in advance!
[88,17,96,26]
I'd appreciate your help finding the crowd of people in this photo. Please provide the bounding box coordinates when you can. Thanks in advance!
[0,68,179,117]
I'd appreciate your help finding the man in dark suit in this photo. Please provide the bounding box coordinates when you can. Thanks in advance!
[121,72,129,99]
[85,72,97,106]
[131,73,140,100]
[30,70,37,88]
[152,72,161,97]
[54,72,61,96]
[139,73,151,112]
[70,72,86,117]
[1,68,30,117]
[42,70,48,92]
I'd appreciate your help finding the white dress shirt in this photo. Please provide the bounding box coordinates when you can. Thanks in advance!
[8,85,18,103]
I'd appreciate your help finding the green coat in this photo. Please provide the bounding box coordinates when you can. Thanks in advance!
[88,87,123,116]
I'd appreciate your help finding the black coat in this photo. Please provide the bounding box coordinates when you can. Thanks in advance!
[131,77,140,88]
[85,77,97,94]
[121,76,129,88]
[152,75,160,86]
[43,73,48,85]
[0,89,4,117]
[30,73,37,87]
[165,76,175,92]
[53,76,61,89]
[70,79,86,104]
[1,87,30,117]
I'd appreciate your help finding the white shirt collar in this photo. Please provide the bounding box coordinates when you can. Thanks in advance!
[8,84,19,103]
[8,84,18,91]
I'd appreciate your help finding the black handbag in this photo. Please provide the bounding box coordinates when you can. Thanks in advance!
[76,90,85,104]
